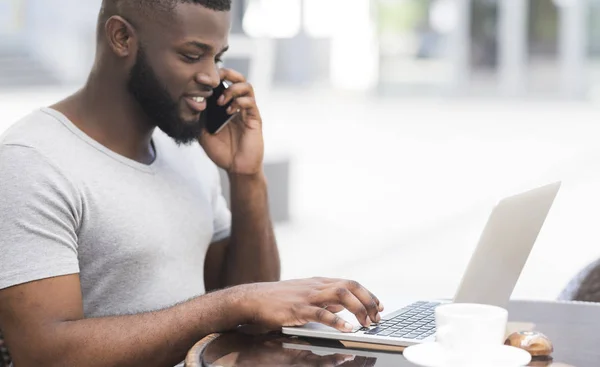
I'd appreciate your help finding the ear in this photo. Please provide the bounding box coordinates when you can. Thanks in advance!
[104,15,138,58]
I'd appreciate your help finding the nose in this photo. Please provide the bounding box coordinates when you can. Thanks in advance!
[194,64,221,89]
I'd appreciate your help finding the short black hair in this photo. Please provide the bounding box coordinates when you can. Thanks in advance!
[180,0,231,11]
[100,0,231,25]
[103,0,231,12]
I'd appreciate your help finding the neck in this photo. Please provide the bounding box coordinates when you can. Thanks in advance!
[52,64,157,165]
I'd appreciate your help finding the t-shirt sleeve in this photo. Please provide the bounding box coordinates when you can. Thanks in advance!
[0,144,81,290]
[211,168,231,243]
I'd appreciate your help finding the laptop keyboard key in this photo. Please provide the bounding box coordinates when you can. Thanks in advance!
[370,301,442,338]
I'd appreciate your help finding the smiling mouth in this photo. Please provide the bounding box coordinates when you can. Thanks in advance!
[184,96,207,113]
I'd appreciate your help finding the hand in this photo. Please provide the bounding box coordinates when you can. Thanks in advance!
[198,68,264,176]
[239,278,385,333]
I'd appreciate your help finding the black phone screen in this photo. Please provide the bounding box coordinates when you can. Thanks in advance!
[202,81,235,134]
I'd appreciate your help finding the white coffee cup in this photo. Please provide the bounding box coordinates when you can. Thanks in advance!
[435,303,508,354]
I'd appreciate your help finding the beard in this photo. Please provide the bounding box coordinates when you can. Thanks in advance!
[127,45,203,145]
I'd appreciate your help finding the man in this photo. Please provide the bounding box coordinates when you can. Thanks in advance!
[0,1,383,366]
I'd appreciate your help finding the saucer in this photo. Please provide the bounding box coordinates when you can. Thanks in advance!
[403,342,532,367]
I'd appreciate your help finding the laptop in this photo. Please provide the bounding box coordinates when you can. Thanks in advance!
[282,182,561,347]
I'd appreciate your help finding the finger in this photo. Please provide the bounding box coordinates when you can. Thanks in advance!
[225,103,246,129]
[303,306,354,333]
[319,287,371,327]
[228,97,261,128]
[218,82,254,106]
[227,96,256,114]
[219,67,247,84]
[324,305,345,313]
[377,296,385,312]
[341,280,382,324]
[367,290,384,312]
[328,279,383,313]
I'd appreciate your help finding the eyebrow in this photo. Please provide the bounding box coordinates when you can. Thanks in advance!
[185,41,229,55]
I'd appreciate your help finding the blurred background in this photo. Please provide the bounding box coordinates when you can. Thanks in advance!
[2,0,600,306]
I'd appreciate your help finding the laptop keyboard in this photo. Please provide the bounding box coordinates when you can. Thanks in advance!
[358,301,441,340]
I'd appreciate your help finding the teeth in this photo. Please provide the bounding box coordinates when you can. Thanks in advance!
[192,97,205,103]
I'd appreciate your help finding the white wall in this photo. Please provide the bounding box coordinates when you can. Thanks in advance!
[24,0,99,84]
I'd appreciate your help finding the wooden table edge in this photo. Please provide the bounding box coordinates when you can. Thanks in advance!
[184,333,221,367]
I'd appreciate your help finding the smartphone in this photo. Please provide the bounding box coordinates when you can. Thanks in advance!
[202,81,238,135]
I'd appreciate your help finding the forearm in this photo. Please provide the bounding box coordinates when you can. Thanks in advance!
[223,171,280,286]
[13,287,246,367]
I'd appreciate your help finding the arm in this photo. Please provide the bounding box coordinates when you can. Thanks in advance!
[200,68,281,291]
[226,171,280,285]
[0,274,247,367]
[204,171,280,291]
[1,276,384,367]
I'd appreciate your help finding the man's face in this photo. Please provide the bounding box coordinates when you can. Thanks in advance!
[127,3,231,145]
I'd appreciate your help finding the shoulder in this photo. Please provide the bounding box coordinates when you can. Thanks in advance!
[0,108,90,170]
[0,109,82,204]
[0,143,81,204]
[1,108,72,147]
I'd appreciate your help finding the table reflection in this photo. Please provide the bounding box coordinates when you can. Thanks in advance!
[202,333,379,367]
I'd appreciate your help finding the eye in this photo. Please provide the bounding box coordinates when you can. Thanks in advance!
[182,54,201,63]
[216,58,224,68]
